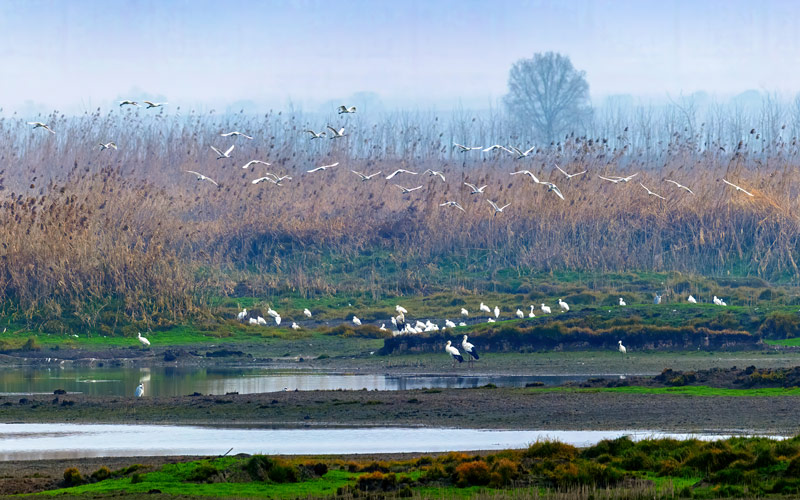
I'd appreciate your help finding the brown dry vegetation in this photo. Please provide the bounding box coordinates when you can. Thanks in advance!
[1,107,800,328]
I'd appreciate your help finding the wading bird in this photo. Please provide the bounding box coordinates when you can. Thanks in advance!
[543,182,565,200]
[352,316,361,326]
[135,383,144,397]
[516,309,524,318]
[529,305,536,318]
[241,160,271,169]
[327,126,345,138]
[291,322,300,330]
[688,295,697,304]
[304,308,312,318]
[559,299,569,312]
[422,169,446,181]
[462,335,479,364]
[137,332,150,348]
[722,179,754,197]
[494,306,500,318]
[338,105,356,114]
[445,340,464,366]
[210,144,234,159]
[665,179,695,194]
[119,100,139,107]
[555,164,587,179]
[351,170,382,181]
[307,162,339,173]
[185,170,219,186]
[453,143,482,152]
[464,182,488,194]
[27,121,55,134]
[99,142,117,150]
[440,201,466,212]
[619,297,626,306]
[640,183,666,200]
[304,129,326,139]
[487,200,510,214]
[541,303,551,314]
[479,303,491,314]
[257,316,267,326]
[395,184,423,194]
[510,170,541,183]
[396,305,408,314]
[385,168,418,180]
[143,101,167,109]
[461,308,469,317]
[237,308,248,321]
[509,145,536,159]
[618,340,627,355]
[220,131,253,139]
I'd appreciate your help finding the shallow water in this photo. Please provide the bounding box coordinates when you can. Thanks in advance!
[0,366,614,397]
[0,423,779,460]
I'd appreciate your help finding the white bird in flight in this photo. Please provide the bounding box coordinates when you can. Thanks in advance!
[464,182,488,194]
[327,126,345,138]
[453,143,482,152]
[483,145,513,154]
[385,169,418,180]
[422,169,446,182]
[440,201,466,212]
[722,179,754,197]
[395,184,423,194]
[665,179,695,194]
[509,145,536,159]
[542,182,565,200]
[352,170,382,181]
[252,176,279,185]
[555,164,587,179]
[143,101,167,109]
[599,173,638,184]
[220,131,253,139]
[27,122,55,134]
[487,200,510,214]
[639,183,666,200]
[304,129,326,139]
[307,162,339,173]
[119,100,139,107]
[241,160,271,169]
[510,170,541,184]
[338,105,356,114]
[210,144,234,159]
[99,142,117,150]
[185,170,219,186]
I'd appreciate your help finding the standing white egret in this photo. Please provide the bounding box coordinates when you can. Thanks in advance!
[445,319,457,329]
[291,322,300,330]
[654,294,662,305]
[249,317,258,325]
[618,340,627,355]
[558,299,569,312]
[687,295,697,304]
[220,131,253,139]
[267,307,279,318]
[529,305,536,318]
[352,316,362,326]
[210,145,234,159]
[479,302,491,314]
[237,308,248,322]
[395,305,408,314]
[135,384,144,397]
[137,332,151,348]
[304,308,312,318]
[619,297,627,306]
[460,308,469,317]
[462,335,479,364]
[722,179,754,197]
[516,309,524,318]
[493,306,500,318]
[274,315,282,325]
[257,316,268,326]
[540,304,551,314]
[445,340,464,366]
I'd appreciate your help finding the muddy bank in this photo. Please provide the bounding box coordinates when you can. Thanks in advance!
[2,388,799,435]
[578,365,800,389]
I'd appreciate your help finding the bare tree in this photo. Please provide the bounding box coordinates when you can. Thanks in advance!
[503,52,591,143]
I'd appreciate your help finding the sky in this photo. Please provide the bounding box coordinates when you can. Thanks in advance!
[1,0,800,114]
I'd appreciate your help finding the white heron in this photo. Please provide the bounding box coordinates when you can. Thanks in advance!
[395,184,423,194]
[665,179,695,194]
[453,143,482,152]
[458,322,467,327]
[119,100,139,107]
[487,200,511,214]
[352,170,382,181]
[385,169,418,180]
[639,183,666,200]
[543,182,565,200]
[598,174,638,184]
[185,170,219,186]
[687,295,697,304]
[291,322,300,330]
[241,160,271,169]
[379,324,387,331]
[554,164,587,179]
[529,305,536,318]
[479,302,491,314]
[460,308,469,317]
[210,144,234,159]
[135,383,144,397]
[99,142,117,150]
[252,176,279,185]
[326,126,345,138]
[445,319,457,329]
[464,182,488,194]
[257,316,268,326]
[27,121,55,134]
[237,308,248,321]
[304,308,312,318]
[249,317,258,325]
[654,294,662,305]
[722,179,754,197]
[396,305,408,314]
[422,169,446,181]
[440,201,466,212]
[618,340,627,355]
[619,297,627,306]
[559,299,569,312]
[493,306,500,318]
[541,303,551,314]
[143,101,167,109]
[337,105,356,114]
[137,332,151,348]
[274,315,282,325]
[516,309,524,318]
[510,170,541,183]
[307,162,339,173]
[462,335,479,364]
[509,145,536,159]
[483,145,513,154]
[445,340,464,366]
[220,131,253,139]
[487,318,495,323]
[304,129,326,139]
[267,307,279,318]
[352,316,362,326]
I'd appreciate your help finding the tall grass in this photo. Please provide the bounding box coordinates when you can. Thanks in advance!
[2,104,800,327]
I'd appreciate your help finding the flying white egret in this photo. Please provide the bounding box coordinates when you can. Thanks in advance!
[541,303,551,314]
[210,144,234,159]
[304,129,326,139]
[722,179,754,197]
[252,176,279,185]
[494,306,500,318]
[462,335,479,364]
[453,143,482,152]
[352,316,362,326]
[529,305,536,318]
[99,142,117,150]
[487,200,511,214]
[665,179,695,194]
[291,322,300,330]
[135,383,144,397]
[395,184,423,194]
[385,169,418,180]
[27,122,55,134]
[352,170,382,181]
[422,169,446,181]
[510,170,541,183]
[326,126,345,138]
[143,101,167,109]
[241,160,271,169]
[337,105,356,114]
[509,145,536,159]
[687,295,697,304]
[137,332,150,348]
[396,305,408,314]
[554,164,587,179]
[479,302,491,314]
[599,174,638,184]
[619,297,627,306]
[461,308,468,317]
[445,340,464,366]
[464,182,488,194]
[185,170,219,186]
[440,201,466,212]
[307,162,339,173]
[559,299,569,312]
[220,131,253,139]
[618,340,627,355]
[119,100,139,107]
[304,308,312,318]
[483,145,513,154]
[639,183,666,200]
[516,309,524,318]
[543,182,565,200]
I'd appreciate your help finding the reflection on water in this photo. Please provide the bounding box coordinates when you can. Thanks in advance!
[0,366,603,397]
[0,423,780,460]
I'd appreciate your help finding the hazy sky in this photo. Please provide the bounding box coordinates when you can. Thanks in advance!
[2,0,799,114]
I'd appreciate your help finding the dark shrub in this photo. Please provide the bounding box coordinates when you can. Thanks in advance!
[63,467,83,486]
[356,471,397,491]
[454,460,491,487]
[91,466,111,481]
[187,463,219,483]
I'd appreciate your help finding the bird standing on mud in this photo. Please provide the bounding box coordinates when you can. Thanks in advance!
[462,335,479,366]
[445,340,464,367]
